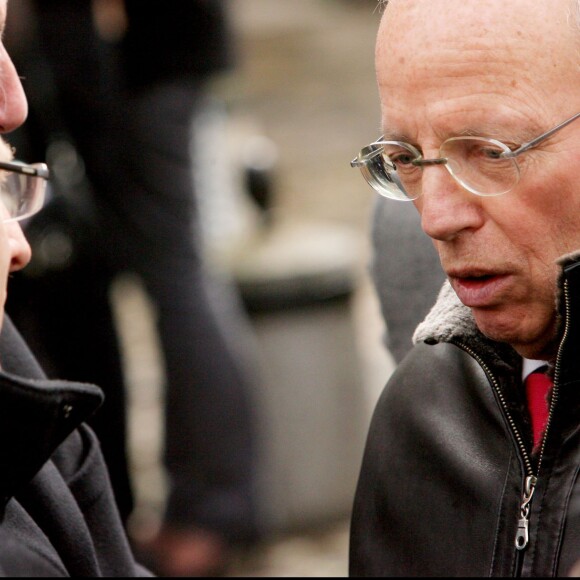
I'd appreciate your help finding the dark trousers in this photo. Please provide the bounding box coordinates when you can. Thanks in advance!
[99,82,259,540]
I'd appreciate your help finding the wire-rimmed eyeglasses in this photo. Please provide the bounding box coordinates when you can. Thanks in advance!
[0,161,49,223]
[351,112,580,201]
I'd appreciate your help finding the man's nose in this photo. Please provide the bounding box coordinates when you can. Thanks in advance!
[6,222,32,273]
[416,165,485,242]
[0,44,28,133]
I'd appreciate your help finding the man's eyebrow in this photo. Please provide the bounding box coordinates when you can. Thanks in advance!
[380,128,417,143]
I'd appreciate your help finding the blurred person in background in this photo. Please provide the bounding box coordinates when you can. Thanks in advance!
[116,3,260,576]
[6,0,260,576]
[370,197,445,364]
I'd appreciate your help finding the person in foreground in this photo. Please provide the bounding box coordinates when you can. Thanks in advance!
[350,0,580,576]
[0,1,147,576]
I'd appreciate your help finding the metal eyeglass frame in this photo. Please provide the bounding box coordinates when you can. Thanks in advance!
[351,111,580,197]
[0,160,50,222]
[0,161,50,180]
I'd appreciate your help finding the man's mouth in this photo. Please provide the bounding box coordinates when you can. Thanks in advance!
[449,271,511,308]
[462,273,497,284]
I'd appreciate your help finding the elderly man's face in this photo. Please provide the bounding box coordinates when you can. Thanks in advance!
[0,0,33,329]
[377,0,580,360]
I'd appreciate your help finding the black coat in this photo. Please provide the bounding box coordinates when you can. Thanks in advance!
[0,318,148,577]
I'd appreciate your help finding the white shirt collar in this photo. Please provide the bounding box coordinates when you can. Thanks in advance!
[522,358,549,383]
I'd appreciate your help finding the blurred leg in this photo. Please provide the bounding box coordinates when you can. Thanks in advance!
[99,82,259,557]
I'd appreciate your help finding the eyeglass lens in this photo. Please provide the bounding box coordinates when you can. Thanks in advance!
[441,138,520,196]
[0,167,47,222]
[359,148,412,201]
[366,137,521,200]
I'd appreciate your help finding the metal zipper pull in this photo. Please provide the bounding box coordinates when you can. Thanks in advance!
[515,475,537,551]
[516,517,529,551]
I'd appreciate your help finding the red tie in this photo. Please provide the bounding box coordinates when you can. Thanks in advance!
[525,368,553,451]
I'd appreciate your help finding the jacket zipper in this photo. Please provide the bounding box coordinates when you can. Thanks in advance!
[454,341,536,542]
[453,279,571,568]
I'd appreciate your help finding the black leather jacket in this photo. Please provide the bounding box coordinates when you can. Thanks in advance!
[350,254,580,577]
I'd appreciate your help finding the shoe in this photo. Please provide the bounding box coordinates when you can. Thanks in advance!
[135,526,230,577]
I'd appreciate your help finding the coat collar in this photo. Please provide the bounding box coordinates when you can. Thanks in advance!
[413,280,477,347]
[0,318,103,513]
[0,371,103,511]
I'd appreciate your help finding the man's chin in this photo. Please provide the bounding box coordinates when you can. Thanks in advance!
[472,309,557,360]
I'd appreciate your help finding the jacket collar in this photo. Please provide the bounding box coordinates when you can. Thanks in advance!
[554,250,580,386]
[0,371,103,510]
[413,280,477,347]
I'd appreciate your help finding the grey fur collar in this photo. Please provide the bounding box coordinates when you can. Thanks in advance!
[557,249,580,270]
[411,279,520,375]
[413,280,478,346]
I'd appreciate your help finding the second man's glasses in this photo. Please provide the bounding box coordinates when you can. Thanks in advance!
[351,112,580,201]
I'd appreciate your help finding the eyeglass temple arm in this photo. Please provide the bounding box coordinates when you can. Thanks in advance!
[504,112,580,158]
[0,161,50,180]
